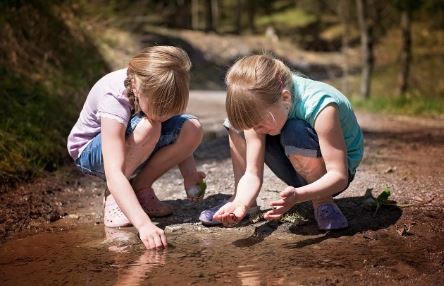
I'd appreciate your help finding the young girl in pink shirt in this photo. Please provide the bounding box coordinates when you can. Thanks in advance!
[67,46,205,249]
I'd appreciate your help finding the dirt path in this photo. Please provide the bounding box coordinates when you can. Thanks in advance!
[1,91,443,284]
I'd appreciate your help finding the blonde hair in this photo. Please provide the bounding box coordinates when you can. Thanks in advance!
[124,46,191,116]
[225,54,292,130]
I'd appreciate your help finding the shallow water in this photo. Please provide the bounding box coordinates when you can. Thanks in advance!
[0,224,438,285]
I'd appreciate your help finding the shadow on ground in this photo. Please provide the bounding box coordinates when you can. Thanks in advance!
[231,196,402,249]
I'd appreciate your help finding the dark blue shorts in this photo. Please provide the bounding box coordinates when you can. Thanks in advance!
[225,118,354,191]
[75,113,196,180]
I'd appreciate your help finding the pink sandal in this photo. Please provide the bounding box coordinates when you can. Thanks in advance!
[103,194,131,228]
[135,187,172,217]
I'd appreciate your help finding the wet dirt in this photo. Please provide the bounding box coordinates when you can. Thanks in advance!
[1,219,443,286]
[0,93,443,285]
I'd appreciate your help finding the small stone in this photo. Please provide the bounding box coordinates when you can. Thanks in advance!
[167,225,183,232]
[47,211,61,222]
[66,214,80,219]
[384,167,396,173]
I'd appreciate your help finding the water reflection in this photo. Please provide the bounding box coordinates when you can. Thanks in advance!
[104,227,166,286]
[237,264,284,286]
[0,222,430,285]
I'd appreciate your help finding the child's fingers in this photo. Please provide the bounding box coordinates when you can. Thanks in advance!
[223,213,238,227]
[153,235,164,249]
[270,199,286,207]
[267,206,288,216]
[146,236,156,249]
[197,171,206,179]
[221,215,230,225]
[263,210,282,220]
[213,213,224,221]
[159,232,168,248]
[213,206,224,217]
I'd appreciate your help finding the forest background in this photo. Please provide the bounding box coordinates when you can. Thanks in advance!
[1,0,443,188]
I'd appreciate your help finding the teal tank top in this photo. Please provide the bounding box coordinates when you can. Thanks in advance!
[289,74,364,174]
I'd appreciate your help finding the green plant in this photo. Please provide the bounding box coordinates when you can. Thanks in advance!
[363,187,396,216]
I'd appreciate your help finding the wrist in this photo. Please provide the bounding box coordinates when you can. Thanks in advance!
[133,216,152,230]
[291,186,305,203]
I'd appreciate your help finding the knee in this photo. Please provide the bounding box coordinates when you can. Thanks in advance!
[280,119,320,155]
[179,118,203,148]
[129,118,161,147]
[228,128,245,148]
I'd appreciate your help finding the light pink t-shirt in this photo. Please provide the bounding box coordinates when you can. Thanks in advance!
[67,68,131,159]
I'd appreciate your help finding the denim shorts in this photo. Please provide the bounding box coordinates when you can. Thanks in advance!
[75,113,197,180]
[224,118,354,192]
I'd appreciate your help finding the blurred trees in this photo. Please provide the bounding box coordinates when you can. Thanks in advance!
[136,0,442,98]
[356,0,374,99]
[395,0,422,95]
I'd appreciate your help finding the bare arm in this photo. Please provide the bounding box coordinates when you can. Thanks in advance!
[213,129,265,225]
[295,103,349,200]
[265,104,348,220]
[232,129,266,207]
[101,118,166,249]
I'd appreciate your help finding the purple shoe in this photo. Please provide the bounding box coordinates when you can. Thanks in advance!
[199,201,227,226]
[314,203,348,230]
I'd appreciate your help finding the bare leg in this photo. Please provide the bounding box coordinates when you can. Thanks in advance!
[104,117,160,199]
[131,118,203,191]
[122,118,161,179]
[287,155,332,208]
[178,156,205,190]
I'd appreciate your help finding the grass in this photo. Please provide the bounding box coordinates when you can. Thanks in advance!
[335,23,444,117]
[0,1,108,189]
[256,8,315,31]
[347,53,444,116]
[351,93,444,116]
[0,70,75,185]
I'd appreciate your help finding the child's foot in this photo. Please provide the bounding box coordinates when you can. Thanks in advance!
[314,203,348,231]
[104,194,131,228]
[136,187,172,217]
[184,171,206,202]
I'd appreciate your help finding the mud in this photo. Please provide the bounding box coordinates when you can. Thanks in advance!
[0,93,443,285]
[1,218,442,285]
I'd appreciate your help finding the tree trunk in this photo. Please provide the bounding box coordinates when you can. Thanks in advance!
[235,0,242,34]
[205,0,214,32]
[247,0,256,34]
[356,0,374,99]
[399,9,412,95]
[339,0,351,94]
[192,0,199,30]
[211,0,219,32]
[177,0,191,29]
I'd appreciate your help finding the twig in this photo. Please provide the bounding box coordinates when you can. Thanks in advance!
[385,196,436,208]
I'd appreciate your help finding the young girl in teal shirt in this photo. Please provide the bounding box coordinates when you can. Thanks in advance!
[200,54,364,230]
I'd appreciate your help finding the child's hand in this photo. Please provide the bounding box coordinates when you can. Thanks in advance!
[213,201,248,227]
[264,186,299,220]
[138,222,167,250]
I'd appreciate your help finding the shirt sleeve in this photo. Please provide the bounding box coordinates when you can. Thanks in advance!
[304,92,338,127]
[97,93,131,125]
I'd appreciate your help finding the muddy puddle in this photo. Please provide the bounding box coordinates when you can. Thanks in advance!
[1,221,441,286]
